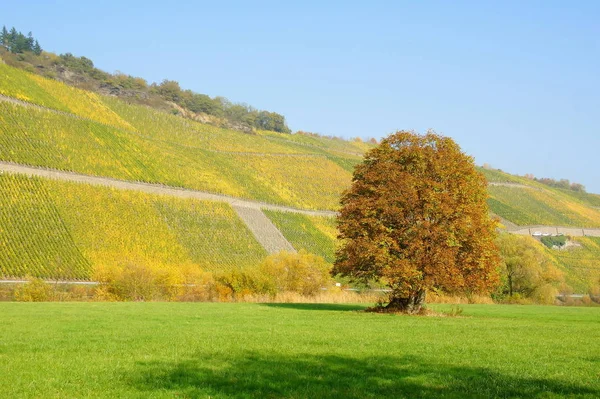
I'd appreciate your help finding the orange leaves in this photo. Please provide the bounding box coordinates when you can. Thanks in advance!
[335,131,500,302]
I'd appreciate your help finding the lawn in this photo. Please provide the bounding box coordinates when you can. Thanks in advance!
[1,303,598,398]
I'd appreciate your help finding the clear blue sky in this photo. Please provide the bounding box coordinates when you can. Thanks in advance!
[4,1,600,193]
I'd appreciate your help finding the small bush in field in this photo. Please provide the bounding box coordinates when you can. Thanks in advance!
[532,284,559,304]
[259,250,333,296]
[215,269,276,301]
[13,278,54,302]
[93,262,210,301]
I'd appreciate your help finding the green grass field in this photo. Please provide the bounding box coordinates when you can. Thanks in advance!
[0,303,598,398]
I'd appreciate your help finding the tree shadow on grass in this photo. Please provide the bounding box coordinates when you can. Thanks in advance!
[260,303,367,312]
[129,352,599,399]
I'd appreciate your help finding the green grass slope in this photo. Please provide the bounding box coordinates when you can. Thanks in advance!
[1,303,599,398]
[0,173,266,280]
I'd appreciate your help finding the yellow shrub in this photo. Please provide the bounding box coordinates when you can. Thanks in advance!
[259,250,333,296]
[13,278,54,302]
[92,262,190,301]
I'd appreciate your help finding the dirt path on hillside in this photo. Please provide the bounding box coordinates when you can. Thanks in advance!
[232,205,296,254]
[4,162,600,236]
[0,161,337,217]
[487,182,542,190]
[507,225,600,237]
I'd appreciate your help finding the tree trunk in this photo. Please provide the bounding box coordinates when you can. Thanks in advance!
[385,289,426,314]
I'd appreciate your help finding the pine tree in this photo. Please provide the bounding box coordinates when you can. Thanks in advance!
[33,39,42,55]
[7,27,18,51]
[26,31,34,51]
[0,26,8,47]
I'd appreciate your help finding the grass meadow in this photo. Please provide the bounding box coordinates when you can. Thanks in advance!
[1,303,598,398]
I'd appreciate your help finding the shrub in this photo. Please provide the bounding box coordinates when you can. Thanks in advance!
[92,262,206,301]
[13,277,54,302]
[215,269,276,301]
[259,250,333,296]
[531,284,559,304]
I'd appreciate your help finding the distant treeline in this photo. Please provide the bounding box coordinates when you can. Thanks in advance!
[535,178,585,192]
[525,174,586,192]
[0,26,42,55]
[0,25,290,134]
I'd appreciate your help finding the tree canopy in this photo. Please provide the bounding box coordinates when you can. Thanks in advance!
[0,26,42,55]
[333,131,499,313]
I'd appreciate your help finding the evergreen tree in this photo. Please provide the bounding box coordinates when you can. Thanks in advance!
[26,31,34,50]
[0,26,8,46]
[33,39,42,55]
[9,27,17,45]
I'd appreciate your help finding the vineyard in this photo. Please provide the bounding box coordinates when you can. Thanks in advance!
[0,174,90,279]
[0,62,133,129]
[488,185,600,228]
[556,188,600,208]
[0,62,69,111]
[478,167,526,183]
[264,210,337,263]
[0,173,266,280]
[0,100,356,210]
[257,129,373,156]
[543,237,600,291]
[2,59,600,289]
[101,96,314,155]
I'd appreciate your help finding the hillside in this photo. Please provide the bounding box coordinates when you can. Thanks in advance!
[1,58,599,293]
[0,173,267,280]
[0,61,367,211]
[480,167,600,228]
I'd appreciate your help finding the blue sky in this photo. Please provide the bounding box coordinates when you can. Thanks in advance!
[4,1,600,193]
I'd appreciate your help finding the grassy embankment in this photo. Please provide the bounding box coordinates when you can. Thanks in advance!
[0,303,598,398]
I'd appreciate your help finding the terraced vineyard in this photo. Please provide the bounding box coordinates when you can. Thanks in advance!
[2,60,600,288]
[488,185,600,228]
[0,99,355,210]
[544,237,600,291]
[0,173,266,280]
[0,174,90,279]
[0,62,133,129]
[264,210,337,263]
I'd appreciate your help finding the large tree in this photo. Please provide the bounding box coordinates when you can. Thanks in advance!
[333,131,499,313]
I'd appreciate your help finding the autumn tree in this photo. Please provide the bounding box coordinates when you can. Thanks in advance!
[333,131,499,313]
[495,233,563,302]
